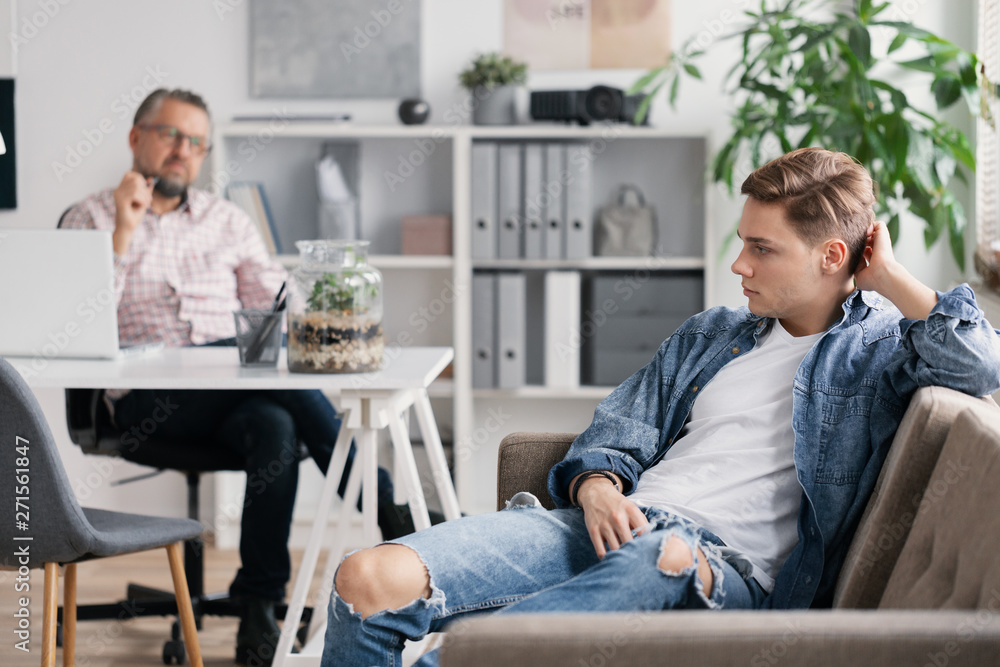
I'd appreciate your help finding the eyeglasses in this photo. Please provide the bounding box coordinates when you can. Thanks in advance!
[138,124,211,156]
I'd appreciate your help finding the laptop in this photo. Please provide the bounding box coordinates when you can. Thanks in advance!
[0,228,160,360]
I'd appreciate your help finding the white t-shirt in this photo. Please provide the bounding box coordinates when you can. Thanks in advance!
[629,320,823,591]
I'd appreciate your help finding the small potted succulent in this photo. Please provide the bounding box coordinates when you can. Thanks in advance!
[459,52,529,125]
[287,240,384,373]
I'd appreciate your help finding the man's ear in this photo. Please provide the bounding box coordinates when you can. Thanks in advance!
[127,125,141,152]
[820,238,850,275]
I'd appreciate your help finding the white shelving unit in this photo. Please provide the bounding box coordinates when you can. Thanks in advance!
[211,122,711,513]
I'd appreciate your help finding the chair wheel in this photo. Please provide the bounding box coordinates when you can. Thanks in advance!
[162,639,186,665]
[56,624,63,648]
[297,623,309,648]
[171,620,181,641]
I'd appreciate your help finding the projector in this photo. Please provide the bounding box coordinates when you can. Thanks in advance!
[530,85,648,126]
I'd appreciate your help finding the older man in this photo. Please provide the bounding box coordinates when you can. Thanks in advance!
[61,88,416,666]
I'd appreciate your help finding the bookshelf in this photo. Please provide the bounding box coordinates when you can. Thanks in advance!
[211,122,712,514]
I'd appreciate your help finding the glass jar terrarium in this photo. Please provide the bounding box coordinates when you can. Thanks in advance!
[287,240,384,373]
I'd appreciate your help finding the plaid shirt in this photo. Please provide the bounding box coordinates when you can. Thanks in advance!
[61,187,286,347]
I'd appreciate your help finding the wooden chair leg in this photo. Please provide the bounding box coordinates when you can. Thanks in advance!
[41,562,58,667]
[166,543,203,667]
[63,563,77,667]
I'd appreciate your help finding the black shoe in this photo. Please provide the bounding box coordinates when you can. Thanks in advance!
[377,503,447,541]
[235,597,281,667]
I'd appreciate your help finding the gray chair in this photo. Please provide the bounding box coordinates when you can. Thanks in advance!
[441,388,1000,665]
[0,357,205,667]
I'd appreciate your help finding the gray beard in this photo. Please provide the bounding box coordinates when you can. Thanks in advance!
[154,177,187,198]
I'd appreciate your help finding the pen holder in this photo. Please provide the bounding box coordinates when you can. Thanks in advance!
[234,308,283,367]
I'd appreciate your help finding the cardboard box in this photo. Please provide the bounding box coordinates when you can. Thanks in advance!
[402,215,452,255]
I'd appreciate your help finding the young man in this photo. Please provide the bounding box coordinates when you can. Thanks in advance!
[320,148,1000,667]
[60,88,418,667]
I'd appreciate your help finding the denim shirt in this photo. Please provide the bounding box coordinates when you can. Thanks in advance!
[549,284,1000,609]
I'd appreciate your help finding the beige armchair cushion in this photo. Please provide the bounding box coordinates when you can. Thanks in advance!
[495,432,575,510]
[834,387,998,608]
[880,406,1000,610]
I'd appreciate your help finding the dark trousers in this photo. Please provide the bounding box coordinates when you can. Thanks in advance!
[113,386,394,601]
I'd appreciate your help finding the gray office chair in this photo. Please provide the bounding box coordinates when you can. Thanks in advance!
[0,357,205,667]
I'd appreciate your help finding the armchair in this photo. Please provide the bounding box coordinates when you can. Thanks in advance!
[440,386,1000,666]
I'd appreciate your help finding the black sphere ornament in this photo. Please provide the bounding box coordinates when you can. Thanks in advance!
[398,98,430,125]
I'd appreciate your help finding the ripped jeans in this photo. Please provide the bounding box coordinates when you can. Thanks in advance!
[321,498,768,667]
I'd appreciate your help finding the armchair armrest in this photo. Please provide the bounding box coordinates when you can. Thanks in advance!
[441,610,1000,667]
[496,432,576,511]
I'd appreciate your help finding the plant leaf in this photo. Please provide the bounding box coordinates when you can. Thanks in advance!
[948,198,967,271]
[887,213,900,245]
[870,21,934,41]
[627,67,664,95]
[859,0,874,22]
[897,56,939,74]
[634,78,665,124]
[932,75,962,109]
[887,33,907,54]
[848,24,873,69]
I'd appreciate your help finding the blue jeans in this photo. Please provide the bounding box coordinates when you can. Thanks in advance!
[321,500,767,666]
[113,385,394,601]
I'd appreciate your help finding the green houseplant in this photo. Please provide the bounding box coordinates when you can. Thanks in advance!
[459,52,529,125]
[631,0,985,269]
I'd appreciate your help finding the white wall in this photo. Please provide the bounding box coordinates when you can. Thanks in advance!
[1,0,978,518]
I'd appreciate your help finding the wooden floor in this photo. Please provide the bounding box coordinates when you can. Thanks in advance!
[0,547,331,667]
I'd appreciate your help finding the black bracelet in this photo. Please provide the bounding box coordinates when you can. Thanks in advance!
[570,470,621,507]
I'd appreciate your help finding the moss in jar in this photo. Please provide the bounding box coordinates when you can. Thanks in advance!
[288,271,384,373]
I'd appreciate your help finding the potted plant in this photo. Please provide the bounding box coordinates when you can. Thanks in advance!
[459,52,529,125]
[287,240,384,373]
[630,0,986,270]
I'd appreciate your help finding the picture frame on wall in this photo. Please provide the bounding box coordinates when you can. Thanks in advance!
[503,0,671,71]
[250,0,422,99]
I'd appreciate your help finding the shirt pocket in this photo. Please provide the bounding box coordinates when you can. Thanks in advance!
[816,391,875,484]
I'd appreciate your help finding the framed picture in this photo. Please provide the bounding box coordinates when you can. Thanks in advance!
[250,0,421,99]
[504,0,671,71]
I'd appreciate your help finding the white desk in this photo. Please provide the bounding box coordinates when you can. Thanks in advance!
[12,345,458,666]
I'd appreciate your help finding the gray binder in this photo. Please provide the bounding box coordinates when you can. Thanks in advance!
[497,272,526,388]
[471,142,498,259]
[544,143,565,259]
[472,272,497,388]
[497,143,523,259]
[522,143,544,259]
[565,143,592,259]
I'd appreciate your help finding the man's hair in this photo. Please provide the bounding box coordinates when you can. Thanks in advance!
[133,88,211,127]
[740,147,876,272]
